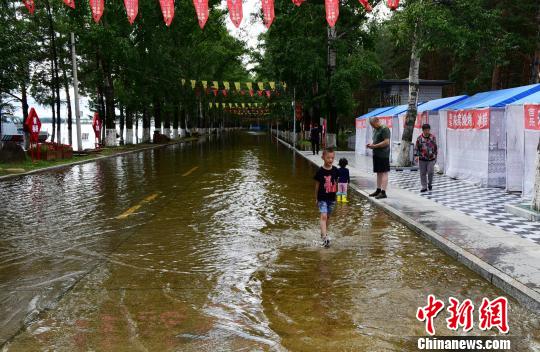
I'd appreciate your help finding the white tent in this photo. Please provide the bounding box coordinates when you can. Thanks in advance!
[506,91,540,199]
[397,95,468,168]
[441,84,540,187]
[355,106,393,156]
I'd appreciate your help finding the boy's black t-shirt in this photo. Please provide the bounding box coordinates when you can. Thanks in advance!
[337,167,350,183]
[314,166,339,202]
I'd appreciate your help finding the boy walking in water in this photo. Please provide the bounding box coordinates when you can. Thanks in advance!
[314,148,339,248]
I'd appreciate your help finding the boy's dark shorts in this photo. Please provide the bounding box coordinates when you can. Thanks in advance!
[373,156,390,173]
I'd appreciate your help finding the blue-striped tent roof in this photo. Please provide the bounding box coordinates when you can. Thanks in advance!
[357,106,394,119]
[509,90,540,105]
[444,84,540,110]
[416,95,468,113]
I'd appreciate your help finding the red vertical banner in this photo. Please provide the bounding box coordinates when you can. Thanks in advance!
[358,0,372,12]
[524,104,540,130]
[124,0,138,24]
[387,0,399,10]
[193,0,209,29]
[159,0,174,26]
[90,0,104,22]
[261,0,274,29]
[63,0,75,9]
[22,0,35,14]
[295,101,303,120]
[292,0,304,6]
[227,0,243,28]
[325,0,339,27]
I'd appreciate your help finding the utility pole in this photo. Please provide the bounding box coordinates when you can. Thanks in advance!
[293,87,296,148]
[327,26,337,148]
[70,32,83,151]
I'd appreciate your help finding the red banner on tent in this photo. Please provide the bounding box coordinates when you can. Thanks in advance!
[193,0,209,29]
[63,0,75,9]
[159,0,174,26]
[387,0,399,10]
[124,0,138,24]
[292,0,304,6]
[227,0,243,28]
[447,109,490,130]
[90,0,104,22]
[414,111,428,129]
[325,0,339,27]
[358,0,372,12]
[355,119,367,129]
[22,0,35,14]
[261,0,274,29]
[378,116,393,128]
[524,104,540,130]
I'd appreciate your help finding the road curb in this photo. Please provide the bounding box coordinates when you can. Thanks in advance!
[275,135,540,313]
[0,140,193,182]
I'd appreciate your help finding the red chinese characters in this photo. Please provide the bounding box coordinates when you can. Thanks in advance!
[446,297,474,332]
[447,109,490,130]
[227,0,243,28]
[90,0,104,23]
[325,0,339,27]
[159,0,175,26]
[479,297,509,334]
[262,0,275,29]
[378,116,393,128]
[524,104,540,130]
[193,0,209,29]
[417,295,445,336]
[355,119,367,129]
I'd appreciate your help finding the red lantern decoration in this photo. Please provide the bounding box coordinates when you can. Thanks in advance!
[262,0,274,28]
[387,0,399,10]
[193,0,209,29]
[159,0,174,26]
[292,0,304,6]
[227,0,243,28]
[124,0,138,24]
[63,0,75,9]
[325,0,339,27]
[358,0,372,12]
[22,0,35,14]
[89,0,104,22]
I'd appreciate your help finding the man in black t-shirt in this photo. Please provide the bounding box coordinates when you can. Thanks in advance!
[313,147,339,248]
[310,124,321,155]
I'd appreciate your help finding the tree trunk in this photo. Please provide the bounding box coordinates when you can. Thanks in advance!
[119,105,125,145]
[163,105,171,137]
[173,104,179,138]
[532,3,540,211]
[45,0,61,144]
[103,60,116,146]
[142,107,150,143]
[62,64,73,146]
[397,24,421,167]
[153,97,162,135]
[326,26,337,148]
[125,107,133,144]
[21,83,30,149]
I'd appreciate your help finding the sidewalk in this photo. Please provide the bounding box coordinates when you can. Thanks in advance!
[279,138,540,313]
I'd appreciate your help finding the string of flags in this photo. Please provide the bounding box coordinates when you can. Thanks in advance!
[21,0,399,28]
[181,79,287,98]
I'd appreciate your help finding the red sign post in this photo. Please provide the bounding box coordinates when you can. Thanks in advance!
[92,112,102,149]
[25,108,41,161]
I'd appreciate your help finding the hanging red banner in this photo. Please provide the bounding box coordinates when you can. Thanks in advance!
[358,0,372,12]
[257,90,263,97]
[387,0,399,10]
[193,0,209,29]
[25,108,41,143]
[265,90,271,98]
[292,0,304,6]
[22,0,35,14]
[159,0,174,26]
[63,0,75,9]
[447,109,490,130]
[524,104,540,130]
[90,0,104,22]
[212,89,218,97]
[227,0,243,28]
[222,89,228,97]
[124,0,138,24]
[249,89,254,97]
[262,0,274,29]
[325,0,339,27]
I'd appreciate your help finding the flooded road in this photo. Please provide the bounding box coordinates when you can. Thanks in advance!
[1,132,539,351]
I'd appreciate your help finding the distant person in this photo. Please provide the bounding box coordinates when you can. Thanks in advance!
[415,123,438,192]
[337,158,350,203]
[310,124,321,155]
[367,117,390,199]
[314,147,338,248]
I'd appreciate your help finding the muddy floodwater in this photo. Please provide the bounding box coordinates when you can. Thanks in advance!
[1,132,539,351]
